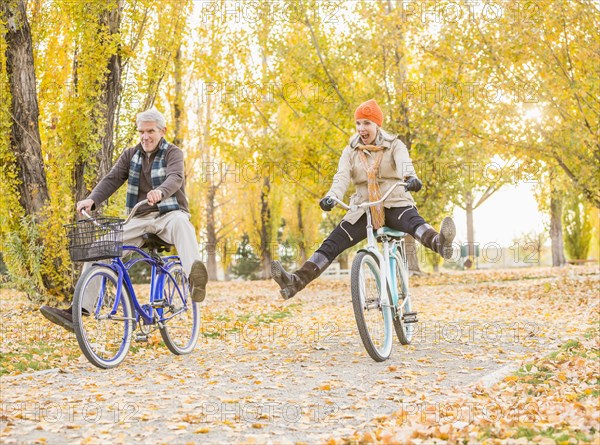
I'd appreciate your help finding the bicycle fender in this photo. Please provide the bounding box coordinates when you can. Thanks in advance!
[89,262,119,272]
[356,248,385,265]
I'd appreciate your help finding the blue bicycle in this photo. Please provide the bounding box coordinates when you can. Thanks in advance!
[66,200,201,369]
[328,182,417,361]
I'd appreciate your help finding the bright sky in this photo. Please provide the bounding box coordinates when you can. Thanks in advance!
[452,181,545,247]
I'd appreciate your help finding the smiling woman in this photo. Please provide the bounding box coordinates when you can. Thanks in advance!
[271,99,456,299]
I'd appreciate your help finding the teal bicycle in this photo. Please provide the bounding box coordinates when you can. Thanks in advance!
[65,200,200,369]
[327,182,417,361]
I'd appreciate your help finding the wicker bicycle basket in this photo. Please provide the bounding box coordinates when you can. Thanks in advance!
[65,217,124,262]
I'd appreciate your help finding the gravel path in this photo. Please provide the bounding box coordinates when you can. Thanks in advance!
[2,268,595,444]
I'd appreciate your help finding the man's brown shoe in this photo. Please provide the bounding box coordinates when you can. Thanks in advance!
[189,260,208,302]
[40,306,74,333]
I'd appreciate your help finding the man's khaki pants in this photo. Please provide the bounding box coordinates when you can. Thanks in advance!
[79,210,201,311]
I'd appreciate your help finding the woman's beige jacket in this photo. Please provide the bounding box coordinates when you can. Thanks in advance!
[326,129,418,224]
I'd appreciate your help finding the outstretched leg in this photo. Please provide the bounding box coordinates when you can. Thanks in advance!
[272,215,369,300]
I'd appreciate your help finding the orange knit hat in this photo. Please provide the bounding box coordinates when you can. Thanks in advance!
[354,99,383,126]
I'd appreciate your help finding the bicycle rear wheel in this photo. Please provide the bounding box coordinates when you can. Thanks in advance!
[73,266,133,369]
[351,251,393,361]
[159,263,200,355]
[392,253,414,345]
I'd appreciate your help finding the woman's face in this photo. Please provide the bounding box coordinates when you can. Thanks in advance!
[356,119,378,145]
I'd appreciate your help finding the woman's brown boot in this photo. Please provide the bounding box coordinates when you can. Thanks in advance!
[271,252,330,299]
[414,217,456,259]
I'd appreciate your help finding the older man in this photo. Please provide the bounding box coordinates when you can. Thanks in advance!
[41,108,208,332]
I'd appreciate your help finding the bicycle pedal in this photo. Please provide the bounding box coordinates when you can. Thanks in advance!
[403,312,418,324]
[151,299,165,308]
[135,334,149,342]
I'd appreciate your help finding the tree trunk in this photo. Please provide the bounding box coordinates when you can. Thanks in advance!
[70,48,89,203]
[2,0,49,215]
[550,191,566,267]
[95,1,123,182]
[296,201,307,263]
[202,96,219,280]
[260,175,272,279]
[338,253,349,270]
[205,184,219,280]
[1,0,67,297]
[466,190,475,258]
[172,45,183,147]
[71,3,122,203]
[405,236,421,274]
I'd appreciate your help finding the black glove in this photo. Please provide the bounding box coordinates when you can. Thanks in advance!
[405,176,422,192]
[319,197,334,211]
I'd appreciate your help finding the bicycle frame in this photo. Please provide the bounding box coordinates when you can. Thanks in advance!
[82,199,189,326]
[90,245,186,326]
[329,181,408,311]
[73,199,201,368]
[358,210,407,312]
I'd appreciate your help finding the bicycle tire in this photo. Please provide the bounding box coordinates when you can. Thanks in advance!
[159,263,201,355]
[391,253,414,345]
[351,251,393,361]
[73,266,133,369]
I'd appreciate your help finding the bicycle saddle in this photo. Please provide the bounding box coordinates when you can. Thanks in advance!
[141,233,173,253]
[377,227,407,240]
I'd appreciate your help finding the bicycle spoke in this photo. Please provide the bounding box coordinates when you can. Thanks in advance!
[73,267,133,369]
[351,252,393,361]
[159,263,200,355]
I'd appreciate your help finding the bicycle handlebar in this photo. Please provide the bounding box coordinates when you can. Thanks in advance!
[123,199,150,224]
[325,182,407,211]
[80,199,150,225]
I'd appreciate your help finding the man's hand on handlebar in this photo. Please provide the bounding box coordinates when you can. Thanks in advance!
[147,189,163,206]
[319,197,335,211]
[76,199,95,216]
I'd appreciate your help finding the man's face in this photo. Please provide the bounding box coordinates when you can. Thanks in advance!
[138,121,166,153]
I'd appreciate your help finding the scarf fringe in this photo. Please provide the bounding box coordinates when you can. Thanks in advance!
[357,145,385,230]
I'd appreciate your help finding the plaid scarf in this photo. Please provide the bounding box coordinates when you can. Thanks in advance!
[126,139,180,215]
[357,144,385,230]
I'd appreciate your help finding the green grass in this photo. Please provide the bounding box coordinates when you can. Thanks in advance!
[0,342,79,376]
[515,363,554,384]
[507,330,599,443]
[202,308,294,338]
[577,387,600,401]
[236,307,293,325]
[548,337,599,360]
[514,426,593,443]
[256,307,292,323]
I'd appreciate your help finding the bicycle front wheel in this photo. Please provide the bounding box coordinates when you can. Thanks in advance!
[73,266,133,369]
[351,251,393,362]
[159,263,200,355]
[392,254,414,345]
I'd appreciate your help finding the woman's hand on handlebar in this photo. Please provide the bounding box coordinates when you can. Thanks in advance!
[76,199,95,216]
[404,176,422,192]
[319,196,335,211]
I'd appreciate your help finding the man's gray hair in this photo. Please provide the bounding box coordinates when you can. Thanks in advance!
[136,108,166,130]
